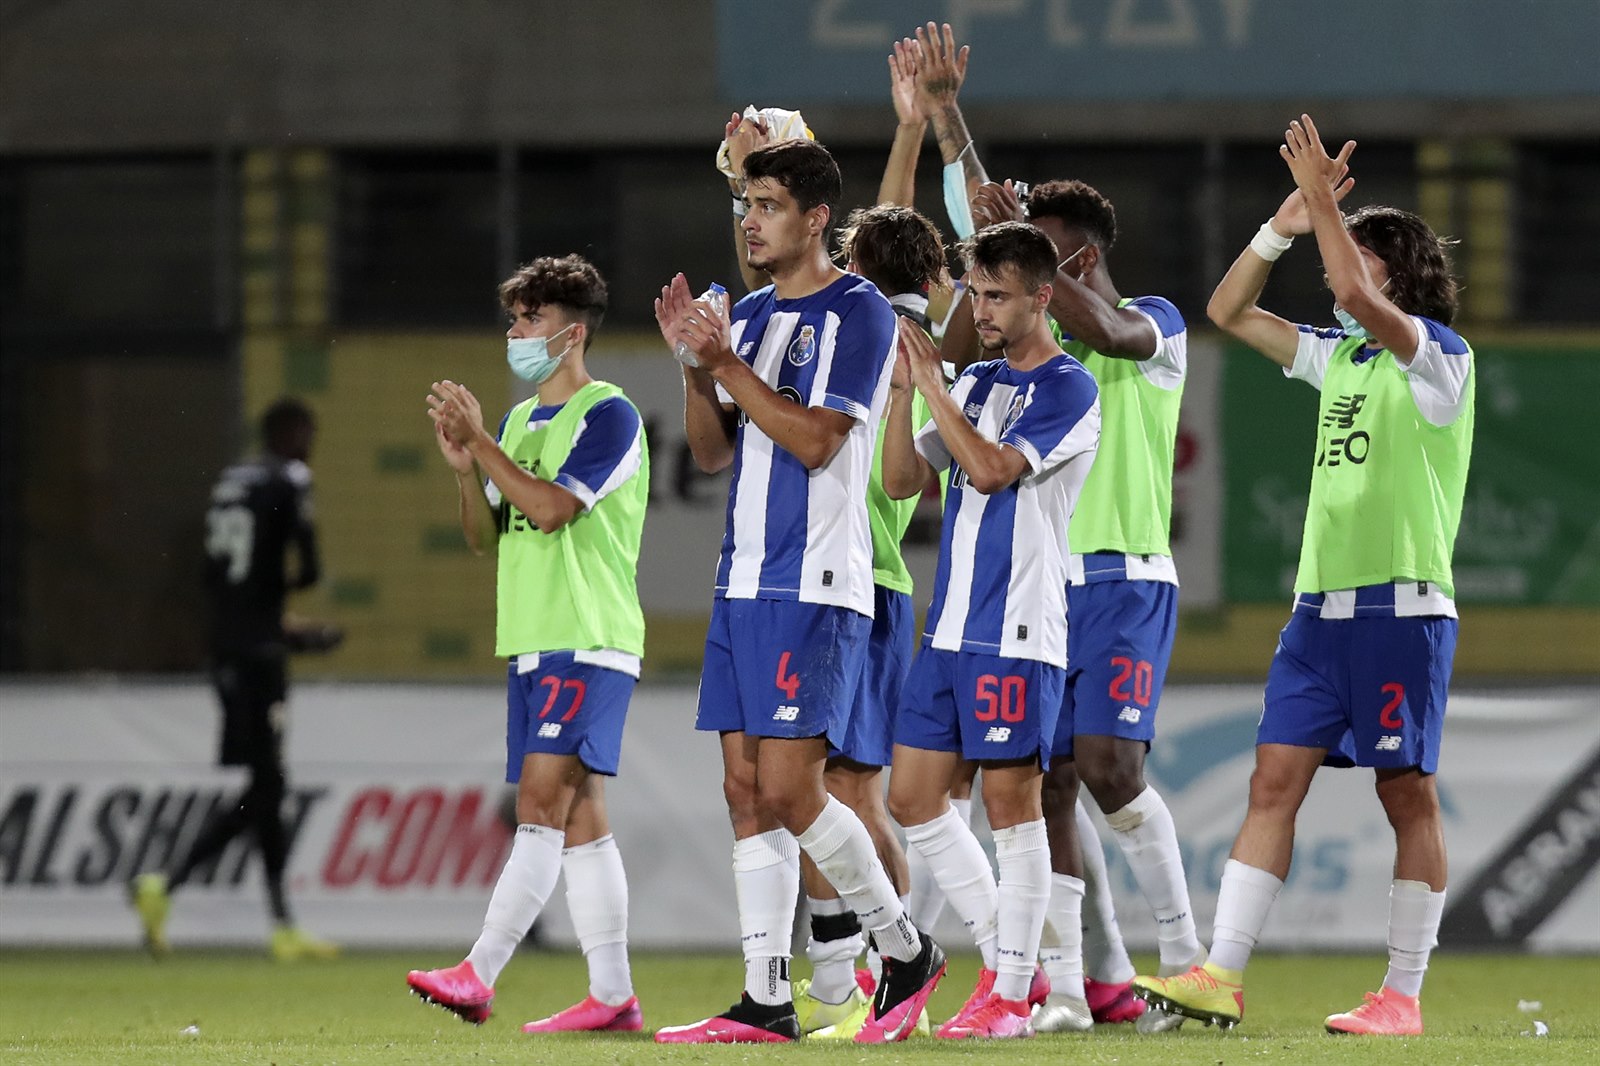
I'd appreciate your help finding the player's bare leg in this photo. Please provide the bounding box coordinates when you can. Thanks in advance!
[522,775,643,1034]
[1134,743,1322,1028]
[1036,760,1093,1032]
[796,759,908,1038]
[1324,768,1443,1036]
[408,752,585,1025]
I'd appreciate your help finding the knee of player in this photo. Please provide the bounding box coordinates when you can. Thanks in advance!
[754,776,816,830]
[887,781,940,829]
[1078,761,1145,811]
[1374,770,1441,827]
[1039,761,1082,809]
[722,770,761,820]
[1246,762,1308,815]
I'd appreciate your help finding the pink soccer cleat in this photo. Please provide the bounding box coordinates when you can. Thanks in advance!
[407,960,493,1025]
[937,967,996,1037]
[653,994,799,1044]
[855,936,947,1044]
[522,995,643,1034]
[1325,987,1423,1036]
[939,994,1035,1040]
[1029,964,1052,1008]
[1086,976,1148,1024]
[854,967,877,998]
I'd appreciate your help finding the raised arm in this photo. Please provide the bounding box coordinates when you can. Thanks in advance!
[1284,115,1418,363]
[724,114,774,295]
[877,37,927,207]
[916,23,988,215]
[1210,127,1356,368]
[658,273,737,473]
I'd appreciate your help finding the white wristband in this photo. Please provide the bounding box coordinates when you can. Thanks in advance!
[732,195,747,219]
[1250,220,1294,262]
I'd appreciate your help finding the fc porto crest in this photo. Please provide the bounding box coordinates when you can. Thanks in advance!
[787,324,817,367]
[1001,392,1027,434]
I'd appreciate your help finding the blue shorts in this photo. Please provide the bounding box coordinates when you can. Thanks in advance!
[828,585,913,768]
[506,652,637,778]
[696,598,872,743]
[895,644,1064,766]
[1055,580,1178,759]
[1258,610,1458,773]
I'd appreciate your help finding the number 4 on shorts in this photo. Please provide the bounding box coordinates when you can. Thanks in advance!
[775,652,801,701]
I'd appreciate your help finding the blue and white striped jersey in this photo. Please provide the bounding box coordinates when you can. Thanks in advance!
[714,273,897,617]
[916,354,1101,666]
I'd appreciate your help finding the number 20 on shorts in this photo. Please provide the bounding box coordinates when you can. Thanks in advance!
[1109,657,1154,706]
[975,674,1027,722]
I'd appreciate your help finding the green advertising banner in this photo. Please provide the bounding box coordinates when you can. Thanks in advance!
[1223,340,1600,605]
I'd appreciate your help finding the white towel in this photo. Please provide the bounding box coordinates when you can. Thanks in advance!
[716,105,815,179]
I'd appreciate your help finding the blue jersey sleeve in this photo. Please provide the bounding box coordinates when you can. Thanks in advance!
[810,289,895,422]
[553,397,645,510]
[1127,295,1185,339]
[999,359,1101,475]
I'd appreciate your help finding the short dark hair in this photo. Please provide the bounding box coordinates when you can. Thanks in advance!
[961,221,1059,292]
[498,254,609,340]
[1024,179,1118,251]
[260,397,313,449]
[837,205,947,297]
[1344,206,1460,326]
[743,138,842,216]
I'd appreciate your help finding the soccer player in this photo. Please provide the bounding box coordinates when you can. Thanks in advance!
[129,399,342,961]
[1133,116,1470,1037]
[654,138,944,1045]
[921,19,1201,1031]
[407,254,649,1034]
[883,222,1101,1040]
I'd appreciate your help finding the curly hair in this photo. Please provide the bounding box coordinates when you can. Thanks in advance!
[961,221,1059,292]
[743,138,843,216]
[1344,206,1460,326]
[836,205,948,297]
[498,254,609,339]
[1023,179,1118,251]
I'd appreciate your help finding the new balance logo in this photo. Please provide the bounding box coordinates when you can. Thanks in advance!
[983,727,1012,743]
[738,341,755,358]
[773,705,800,722]
[965,402,984,420]
[1117,706,1142,724]
[537,723,562,738]
[1376,735,1402,752]
[1323,393,1368,429]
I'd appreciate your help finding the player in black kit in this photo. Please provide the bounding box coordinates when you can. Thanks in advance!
[130,398,343,960]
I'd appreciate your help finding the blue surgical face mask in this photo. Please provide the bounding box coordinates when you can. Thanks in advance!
[1332,277,1390,341]
[943,161,976,240]
[1333,306,1367,339]
[506,323,575,384]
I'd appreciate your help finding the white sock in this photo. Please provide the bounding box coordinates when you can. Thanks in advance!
[1207,859,1284,975]
[1383,879,1445,998]
[1104,786,1203,969]
[466,823,564,986]
[906,796,971,931]
[562,834,633,1006]
[992,819,1051,1002]
[1039,872,1086,999]
[796,797,920,963]
[904,804,999,969]
[1076,798,1135,984]
[733,829,800,1006]
[805,895,863,1005]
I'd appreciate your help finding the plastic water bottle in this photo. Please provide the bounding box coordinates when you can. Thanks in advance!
[675,282,728,368]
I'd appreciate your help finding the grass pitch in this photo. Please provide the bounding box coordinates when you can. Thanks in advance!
[2,948,1594,1065]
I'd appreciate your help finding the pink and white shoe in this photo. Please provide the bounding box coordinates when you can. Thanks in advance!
[522,995,643,1033]
[406,960,493,1025]
[1028,964,1052,1008]
[940,994,1035,1039]
[936,967,996,1037]
[653,994,799,1044]
[855,936,947,1044]
[854,967,877,998]
[1086,976,1148,1024]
